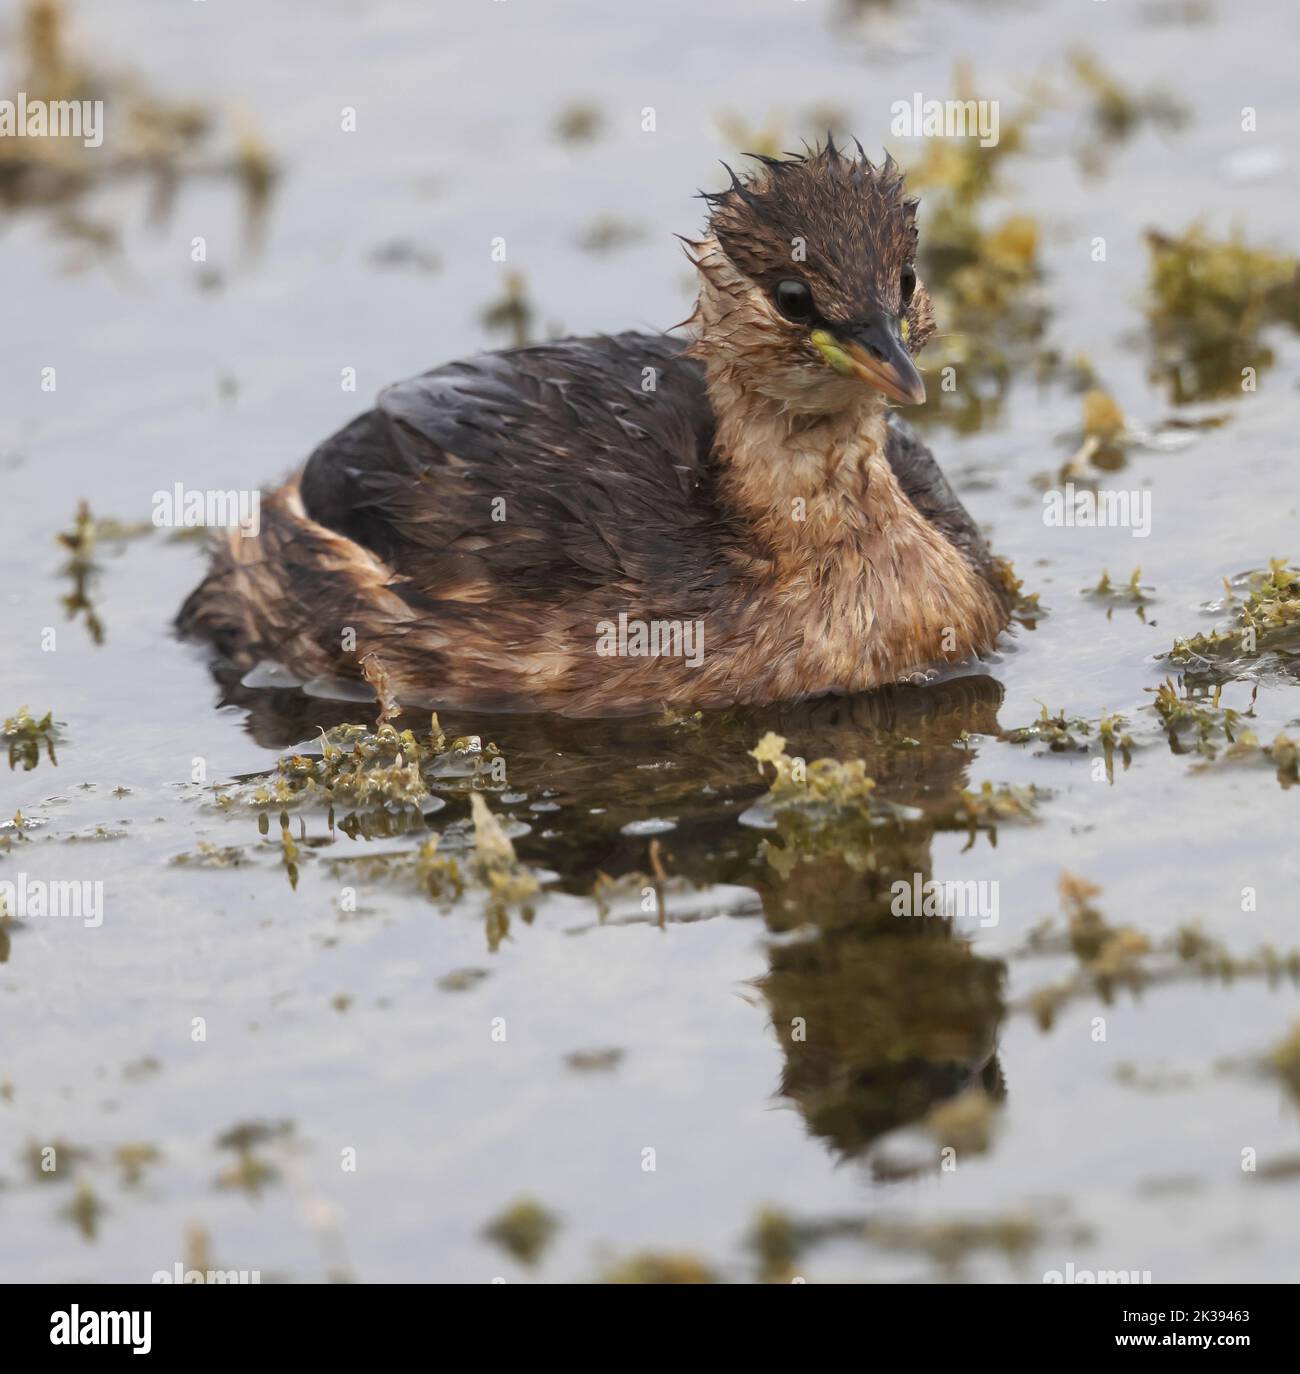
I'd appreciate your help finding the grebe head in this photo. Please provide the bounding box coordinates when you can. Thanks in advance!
[686,137,934,416]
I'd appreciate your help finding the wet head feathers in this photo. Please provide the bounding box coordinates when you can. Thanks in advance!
[700,139,934,351]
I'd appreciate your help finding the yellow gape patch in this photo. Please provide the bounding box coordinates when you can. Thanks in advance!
[810,328,857,376]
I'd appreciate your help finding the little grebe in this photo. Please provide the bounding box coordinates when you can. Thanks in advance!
[179,140,1011,717]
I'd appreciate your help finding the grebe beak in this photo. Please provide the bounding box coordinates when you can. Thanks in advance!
[812,313,926,406]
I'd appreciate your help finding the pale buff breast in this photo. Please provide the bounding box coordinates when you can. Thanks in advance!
[703,439,1005,700]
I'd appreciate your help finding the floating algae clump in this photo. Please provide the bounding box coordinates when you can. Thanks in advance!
[553,101,603,143]
[287,723,432,810]
[991,556,1042,626]
[743,732,904,875]
[469,792,539,913]
[925,1086,998,1157]
[1024,874,1150,1029]
[221,714,510,844]
[1269,1024,1300,1105]
[315,772,535,938]
[1231,562,1300,650]
[1144,225,1300,402]
[481,271,535,347]
[1081,388,1127,442]
[169,842,247,869]
[600,1252,719,1284]
[1005,704,1134,761]
[61,1178,104,1240]
[4,707,59,771]
[747,1207,801,1284]
[213,1118,292,1197]
[1004,704,1136,780]
[1060,873,1150,978]
[1148,678,1251,757]
[114,1143,160,1188]
[53,501,156,646]
[906,69,1046,430]
[1059,390,1135,478]
[410,833,464,904]
[952,781,1042,835]
[863,1212,1040,1274]
[1268,733,1299,788]
[1020,876,1300,1032]
[907,65,1035,216]
[749,732,877,807]
[482,1197,560,1267]
[55,500,106,644]
[3,0,276,244]
[1168,561,1300,680]
[1067,47,1186,172]
[242,727,429,836]
[1179,727,1300,789]
[1087,567,1153,612]
[225,716,474,817]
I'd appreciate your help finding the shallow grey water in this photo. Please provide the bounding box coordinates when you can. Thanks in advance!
[2,0,1300,1282]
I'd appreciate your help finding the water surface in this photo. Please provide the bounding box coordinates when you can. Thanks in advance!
[3,0,1300,1282]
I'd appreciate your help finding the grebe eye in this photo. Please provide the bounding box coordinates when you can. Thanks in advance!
[900,265,917,308]
[774,278,814,322]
